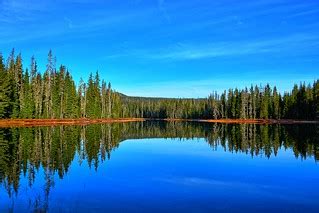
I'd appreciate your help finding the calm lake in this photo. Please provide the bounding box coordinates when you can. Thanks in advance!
[0,121,318,212]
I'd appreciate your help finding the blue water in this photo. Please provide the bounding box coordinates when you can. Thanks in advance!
[1,136,318,212]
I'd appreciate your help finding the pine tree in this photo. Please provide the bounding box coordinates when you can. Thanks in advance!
[291,84,299,118]
[43,50,55,118]
[107,82,112,118]
[0,54,11,118]
[101,80,107,118]
[15,54,23,95]
[43,71,50,118]
[220,90,226,118]
[248,86,255,119]
[234,89,240,118]
[14,53,24,118]
[63,71,78,118]
[20,69,34,118]
[94,71,102,118]
[30,57,42,118]
[273,86,280,119]
[78,78,86,118]
[35,73,43,118]
[313,80,319,120]
[6,49,19,118]
[260,85,271,119]
[86,72,102,118]
[240,88,248,119]
[59,65,66,118]
[1,50,318,121]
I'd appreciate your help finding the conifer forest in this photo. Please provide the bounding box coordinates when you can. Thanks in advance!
[0,50,318,120]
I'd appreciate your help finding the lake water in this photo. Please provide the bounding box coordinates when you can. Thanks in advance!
[0,121,318,212]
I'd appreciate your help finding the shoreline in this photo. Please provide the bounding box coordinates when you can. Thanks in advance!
[0,118,317,127]
[162,118,319,124]
[0,118,146,127]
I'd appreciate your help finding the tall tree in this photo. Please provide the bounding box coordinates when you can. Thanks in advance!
[272,86,280,119]
[86,72,102,118]
[0,54,11,118]
[78,78,86,118]
[1,50,318,121]
[107,82,112,118]
[260,85,271,119]
[20,69,34,118]
[101,80,107,118]
[314,80,319,120]
[63,71,78,118]
[6,50,20,118]
[43,50,55,118]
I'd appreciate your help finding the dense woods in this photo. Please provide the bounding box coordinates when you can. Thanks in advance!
[0,50,318,120]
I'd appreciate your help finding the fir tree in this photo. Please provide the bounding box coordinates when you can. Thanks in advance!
[0,54,11,118]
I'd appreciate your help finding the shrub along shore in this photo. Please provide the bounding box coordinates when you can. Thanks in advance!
[0,118,318,128]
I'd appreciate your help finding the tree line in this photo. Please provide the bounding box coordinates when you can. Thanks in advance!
[0,50,318,120]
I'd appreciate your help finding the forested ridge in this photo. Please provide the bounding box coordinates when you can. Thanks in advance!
[0,50,318,120]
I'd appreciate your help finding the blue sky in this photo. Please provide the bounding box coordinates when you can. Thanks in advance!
[0,0,318,97]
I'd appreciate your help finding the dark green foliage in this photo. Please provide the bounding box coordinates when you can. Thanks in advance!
[0,50,318,120]
[86,72,102,118]
[314,80,319,120]
[63,71,79,118]
[0,51,80,119]
[0,54,11,118]
[20,69,34,118]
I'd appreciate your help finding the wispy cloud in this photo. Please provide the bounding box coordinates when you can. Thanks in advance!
[1,0,46,12]
[158,0,170,22]
[286,8,319,18]
[153,35,319,60]
[64,17,74,29]
[0,0,49,22]
[153,176,319,205]
[103,33,319,61]
[155,176,275,190]
[0,2,155,44]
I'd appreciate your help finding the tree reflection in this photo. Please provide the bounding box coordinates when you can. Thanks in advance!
[0,122,318,210]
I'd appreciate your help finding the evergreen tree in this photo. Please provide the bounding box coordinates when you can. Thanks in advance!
[273,86,280,119]
[0,54,11,118]
[101,80,107,118]
[63,71,78,118]
[220,91,226,118]
[6,49,19,118]
[107,82,112,118]
[43,50,55,118]
[313,80,319,120]
[20,69,34,118]
[260,85,270,119]
[0,50,318,121]
[78,78,86,118]
[86,72,102,118]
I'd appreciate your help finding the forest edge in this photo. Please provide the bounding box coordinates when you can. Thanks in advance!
[0,118,318,127]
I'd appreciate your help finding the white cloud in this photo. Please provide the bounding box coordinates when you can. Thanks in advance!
[102,34,319,61]
[158,0,170,22]
[148,34,319,60]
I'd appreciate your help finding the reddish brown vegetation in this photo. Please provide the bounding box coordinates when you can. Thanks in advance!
[0,118,146,127]
[166,119,319,124]
[0,118,317,128]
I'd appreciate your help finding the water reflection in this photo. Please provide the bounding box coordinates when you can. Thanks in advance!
[0,122,318,211]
